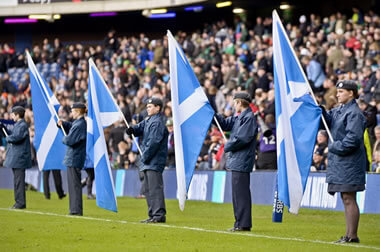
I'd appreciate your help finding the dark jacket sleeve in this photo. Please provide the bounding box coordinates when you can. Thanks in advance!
[321,107,333,127]
[62,123,86,147]
[224,116,257,152]
[141,122,165,164]
[60,121,72,134]
[214,113,235,131]
[329,112,364,156]
[6,123,28,144]
[132,120,145,137]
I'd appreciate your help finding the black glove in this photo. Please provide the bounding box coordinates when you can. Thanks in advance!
[0,122,6,131]
[319,105,326,115]
[126,127,134,136]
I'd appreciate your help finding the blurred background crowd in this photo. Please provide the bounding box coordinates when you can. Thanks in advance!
[0,7,379,173]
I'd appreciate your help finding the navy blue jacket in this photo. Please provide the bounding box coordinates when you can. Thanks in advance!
[323,99,367,185]
[132,113,168,173]
[4,119,32,169]
[61,117,87,169]
[215,108,258,172]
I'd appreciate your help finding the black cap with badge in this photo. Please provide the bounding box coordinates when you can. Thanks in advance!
[336,80,358,98]
[11,106,25,114]
[147,97,163,108]
[336,80,357,91]
[71,103,86,109]
[233,92,251,103]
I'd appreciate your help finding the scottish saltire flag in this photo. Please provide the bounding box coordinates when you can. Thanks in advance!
[273,10,322,214]
[87,58,121,212]
[27,52,66,171]
[168,30,214,210]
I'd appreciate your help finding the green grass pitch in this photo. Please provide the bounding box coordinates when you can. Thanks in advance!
[0,189,379,251]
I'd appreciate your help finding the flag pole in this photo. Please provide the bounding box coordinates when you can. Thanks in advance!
[26,52,67,136]
[120,113,143,156]
[213,116,227,141]
[88,58,143,156]
[273,10,334,143]
[2,127,8,137]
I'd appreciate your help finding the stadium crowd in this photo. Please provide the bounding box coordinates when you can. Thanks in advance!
[0,8,379,172]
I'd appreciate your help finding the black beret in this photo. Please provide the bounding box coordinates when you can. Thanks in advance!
[71,103,86,109]
[147,97,163,107]
[336,80,358,91]
[233,92,251,103]
[11,106,25,114]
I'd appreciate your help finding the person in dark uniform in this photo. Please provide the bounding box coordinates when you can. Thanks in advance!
[2,106,32,209]
[214,92,258,232]
[321,80,366,243]
[126,97,168,223]
[43,169,66,200]
[57,103,87,216]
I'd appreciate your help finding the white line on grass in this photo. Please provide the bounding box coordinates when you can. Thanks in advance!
[1,208,379,250]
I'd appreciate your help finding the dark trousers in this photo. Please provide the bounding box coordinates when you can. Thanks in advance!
[231,171,252,229]
[43,170,65,199]
[139,171,146,196]
[67,167,82,215]
[12,168,26,208]
[85,168,95,196]
[143,170,166,220]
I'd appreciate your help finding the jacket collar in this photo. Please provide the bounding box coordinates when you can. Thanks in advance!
[148,113,161,121]
[14,118,26,125]
[238,107,251,119]
[74,116,85,123]
[339,99,356,113]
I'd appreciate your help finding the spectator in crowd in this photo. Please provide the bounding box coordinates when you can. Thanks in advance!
[358,98,377,146]
[254,17,265,37]
[2,106,32,209]
[315,130,329,154]
[116,140,130,169]
[371,149,380,173]
[214,92,258,232]
[126,97,168,223]
[166,118,175,169]
[57,102,87,216]
[197,135,211,170]
[108,120,127,162]
[323,77,338,110]
[208,129,223,169]
[311,148,326,171]
[321,80,366,243]
[372,126,380,154]
[372,69,380,104]
[302,55,326,92]
[256,114,277,170]
[104,29,119,60]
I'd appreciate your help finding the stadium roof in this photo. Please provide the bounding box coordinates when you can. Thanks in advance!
[0,0,206,16]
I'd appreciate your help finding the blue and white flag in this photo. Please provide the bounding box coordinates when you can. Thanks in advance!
[168,30,215,210]
[27,52,66,171]
[87,58,121,212]
[273,10,322,214]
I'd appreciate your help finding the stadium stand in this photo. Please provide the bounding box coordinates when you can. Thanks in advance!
[0,7,379,173]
